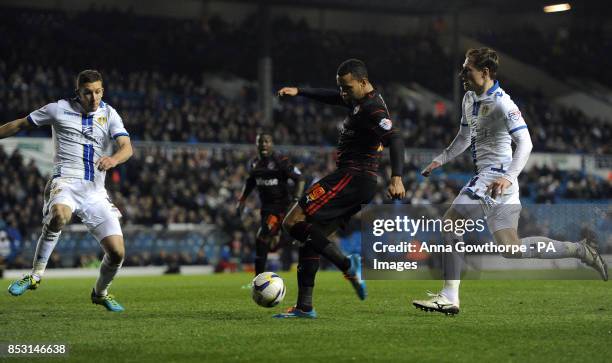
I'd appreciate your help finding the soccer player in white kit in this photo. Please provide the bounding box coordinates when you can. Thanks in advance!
[1,70,133,312]
[412,48,608,315]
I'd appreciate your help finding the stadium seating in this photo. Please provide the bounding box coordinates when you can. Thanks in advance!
[0,6,610,153]
[477,24,612,86]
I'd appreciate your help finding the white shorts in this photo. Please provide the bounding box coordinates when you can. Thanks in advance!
[451,170,521,233]
[43,178,123,242]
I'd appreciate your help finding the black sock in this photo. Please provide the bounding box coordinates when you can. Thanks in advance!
[280,235,293,271]
[290,222,350,272]
[296,243,319,312]
[254,237,268,275]
[288,221,312,242]
[297,287,314,312]
[320,243,351,272]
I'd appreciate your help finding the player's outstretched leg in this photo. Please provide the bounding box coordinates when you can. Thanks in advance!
[8,205,68,296]
[496,231,608,281]
[344,254,367,300]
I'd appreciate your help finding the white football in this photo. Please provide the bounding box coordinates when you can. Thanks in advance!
[251,272,286,308]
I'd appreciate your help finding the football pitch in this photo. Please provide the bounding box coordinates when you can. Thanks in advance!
[1,272,610,362]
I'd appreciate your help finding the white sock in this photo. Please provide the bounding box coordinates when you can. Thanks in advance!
[519,236,585,259]
[442,231,465,280]
[441,280,460,304]
[31,224,61,279]
[94,254,122,297]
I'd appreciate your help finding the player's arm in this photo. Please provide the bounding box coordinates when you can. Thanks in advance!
[284,159,305,201]
[367,104,405,199]
[293,178,305,202]
[277,87,348,107]
[422,96,470,176]
[0,118,35,139]
[423,124,470,176]
[97,136,133,171]
[386,131,406,200]
[505,127,532,181]
[236,175,256,216]
[488,107,533,198]
[487,129,532,198]
[99,107,132,171]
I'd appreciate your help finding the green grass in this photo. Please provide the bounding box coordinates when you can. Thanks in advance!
[1,272,611,362]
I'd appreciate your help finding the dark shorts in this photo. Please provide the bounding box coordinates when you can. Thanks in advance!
[298,169,377,225]
[260,210,285,236]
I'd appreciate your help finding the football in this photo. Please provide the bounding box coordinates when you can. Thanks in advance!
[251,272,286,308]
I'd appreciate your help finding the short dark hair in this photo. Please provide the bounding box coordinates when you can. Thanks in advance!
[466,48,499,79]
[256,131,273,140]
[337,59,368,80]
[76,69,103,89]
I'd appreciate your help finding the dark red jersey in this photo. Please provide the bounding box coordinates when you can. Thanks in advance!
[243,152,302,212]
[298,88,403,178]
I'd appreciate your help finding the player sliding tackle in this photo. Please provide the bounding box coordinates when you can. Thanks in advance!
[276,59,405,318]
[2,70,133,312]
[413,48,608,316]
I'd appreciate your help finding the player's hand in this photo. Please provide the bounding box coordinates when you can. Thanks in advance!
[486,177,512,199]
[386,176,406,200]
[421,161,441,177]
[96,156,118,171]
[277,87,298,97]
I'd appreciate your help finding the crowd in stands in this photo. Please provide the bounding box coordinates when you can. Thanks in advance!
[519,164,611,203]
[477,23,612,87]
[0,6,451,92]
[1,64,611,154]
[1,6,611,153]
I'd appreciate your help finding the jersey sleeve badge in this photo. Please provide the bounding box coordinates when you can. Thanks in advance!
[507,109,522,121]
[379,118,392,130]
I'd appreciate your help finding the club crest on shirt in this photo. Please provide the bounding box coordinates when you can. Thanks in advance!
[267,162,275,170]
[50,186,62,198]
[96,116,107,126]
[480,105,490,116]
[353,105,360,114]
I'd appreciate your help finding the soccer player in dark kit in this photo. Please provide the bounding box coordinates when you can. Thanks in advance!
[275,58,406,318]
[237,133,305,277]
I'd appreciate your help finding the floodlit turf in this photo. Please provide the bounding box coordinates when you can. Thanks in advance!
[1,272,611,362]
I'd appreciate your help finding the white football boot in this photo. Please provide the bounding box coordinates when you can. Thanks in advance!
[579,239,608,281]
[412,291,460,315]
